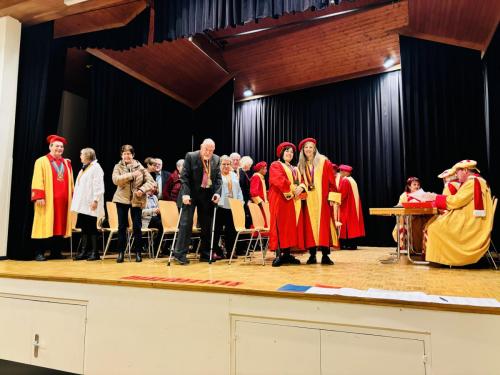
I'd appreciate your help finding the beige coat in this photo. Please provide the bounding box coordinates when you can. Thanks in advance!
[112,160,156,208]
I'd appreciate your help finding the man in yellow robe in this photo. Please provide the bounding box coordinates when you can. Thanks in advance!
[425,160,493,266]
[31,135,74,261]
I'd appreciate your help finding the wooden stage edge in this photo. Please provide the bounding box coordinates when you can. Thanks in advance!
[0,247,499,316]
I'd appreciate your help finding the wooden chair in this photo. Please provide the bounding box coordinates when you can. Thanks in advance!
[486,197,498,270]
[70,212,82,258]
[102,202,131,261]
[247,202,268,265]
[227,198,258,265]
[127,213,158,259]
[155,201,180,261]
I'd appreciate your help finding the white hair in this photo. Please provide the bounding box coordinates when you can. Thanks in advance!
[240,156,253,168]
[220,155,230,163]
[201,138,215,147]
[230,152,241,159]
[176,159,184,168]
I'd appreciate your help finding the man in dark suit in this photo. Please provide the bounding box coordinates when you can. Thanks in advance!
[153,158,171,200]
[173,139,222,265]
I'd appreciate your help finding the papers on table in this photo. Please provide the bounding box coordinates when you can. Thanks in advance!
[407,188,433,202]
[297,285,500,308]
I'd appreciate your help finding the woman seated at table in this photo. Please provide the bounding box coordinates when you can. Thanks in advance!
[392,177,431,254]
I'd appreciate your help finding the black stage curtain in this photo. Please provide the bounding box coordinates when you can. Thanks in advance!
[87,57,194,201]
[154,0,333,42]
[63,7,150,51]
[483,25,500,243]
[234,71,405,246]
[8,22,67,260]
[400,36,488,194]
[193,80,234,156]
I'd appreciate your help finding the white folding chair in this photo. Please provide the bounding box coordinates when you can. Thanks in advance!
[155,201,180,261]
[486,197,498,270]
[70,211,82,258]
[247,202,268,265]
[227,198,258,265]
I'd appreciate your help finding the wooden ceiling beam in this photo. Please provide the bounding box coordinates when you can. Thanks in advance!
[236,65,401,102]
[399,28,484,51]
[87,48,197,109]
[54,0,146,38]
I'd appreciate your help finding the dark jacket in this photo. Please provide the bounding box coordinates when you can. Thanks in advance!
[165,169,181,202]
[151,170,171,200]
[179,151,222,199]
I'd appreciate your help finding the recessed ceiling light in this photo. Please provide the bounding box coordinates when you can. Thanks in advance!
[243,89,253,97]
[383,56,395,69]
[64,0,89,5]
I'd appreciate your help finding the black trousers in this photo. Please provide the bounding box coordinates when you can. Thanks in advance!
[116,203,143,253]
[213,207,237,255]
[175,189,214,259]
[34,236,67,256]
[76,213,98,235]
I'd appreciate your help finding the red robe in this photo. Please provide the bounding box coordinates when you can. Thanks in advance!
[250,173,267,204]
[301,157,339,248]
[268,161,305,251]
[339,176,365,239]
[250,173,268,227]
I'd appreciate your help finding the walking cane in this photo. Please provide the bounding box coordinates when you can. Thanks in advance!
[208,205,218,264]
[167,205,183,266]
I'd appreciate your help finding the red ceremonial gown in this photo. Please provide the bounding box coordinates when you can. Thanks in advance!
[301,157,339,248]
[47,154,71,236]
[268,161,305,251]
[339,176,365,239]
[250,173,268,227]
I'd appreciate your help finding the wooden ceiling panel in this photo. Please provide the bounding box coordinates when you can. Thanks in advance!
[407,0,500,51]
[223,2,407,100]
[54,0,146,38]
[91,39,232,108]
[0,0,135,25]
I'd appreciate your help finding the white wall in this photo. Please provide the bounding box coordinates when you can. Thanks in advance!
[0,278,498,375]
[0,16,21,258]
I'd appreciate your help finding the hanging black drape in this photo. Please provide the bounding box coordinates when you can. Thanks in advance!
[63,7,150,51]
[87,57,194,202]
[234,71,405,246]
[483,25,500,243]
[193,80,234,156]
[400,36,488,195]
[8,22,67,260]
[154,0,334,42]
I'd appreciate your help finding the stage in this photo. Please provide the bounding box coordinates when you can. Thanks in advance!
[0,247,498,311]
[0,247,499,375]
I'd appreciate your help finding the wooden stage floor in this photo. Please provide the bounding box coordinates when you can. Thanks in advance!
[0,247,498,314]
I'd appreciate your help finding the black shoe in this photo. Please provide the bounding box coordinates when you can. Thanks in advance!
[35,254,47,261]
[116,252,125,263]
[173,255,190,265]
[199,257,216,263]
[272,256,285,267]
[321,255,334,265]
[135,252,142,263]
[287,254,301,265]
[87,252,100,261]
[74,250,89,261]
[306,255,317,264]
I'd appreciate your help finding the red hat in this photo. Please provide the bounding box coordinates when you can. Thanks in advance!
[253,161,267,172]
[276,142,296,158]
[339,164,352,172]
[331,163,339,170]
[46,134,67,145]
[298,137,317,151]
